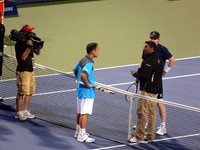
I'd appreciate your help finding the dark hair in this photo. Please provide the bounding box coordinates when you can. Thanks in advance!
[86,42,98,54]
[145,41,156,50]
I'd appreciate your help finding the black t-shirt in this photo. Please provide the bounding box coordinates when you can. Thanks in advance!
[15,42,34,72]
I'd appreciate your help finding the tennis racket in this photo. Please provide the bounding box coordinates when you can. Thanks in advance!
[93,85,115,94]
[77,81,115,94]
[125,81,138,102]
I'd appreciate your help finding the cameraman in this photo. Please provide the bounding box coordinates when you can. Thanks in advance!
[15,25,41,120]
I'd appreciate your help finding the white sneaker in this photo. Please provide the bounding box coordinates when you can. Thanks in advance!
[77,133,95,143]
[156,126,167,135]
[74,132,78,139]
[14,111,27,120]
[23,110,35,119]
[128,137,144,143]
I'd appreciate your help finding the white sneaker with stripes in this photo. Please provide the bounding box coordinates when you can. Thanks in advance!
[156,126,167,135]
[77,133,95,143]
[23,110,36,119]
[15,111,27,120]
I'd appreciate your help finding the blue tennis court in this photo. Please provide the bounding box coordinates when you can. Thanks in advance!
[0,56,200,150]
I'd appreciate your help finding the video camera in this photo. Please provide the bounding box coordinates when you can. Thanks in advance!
[9,27,44,50]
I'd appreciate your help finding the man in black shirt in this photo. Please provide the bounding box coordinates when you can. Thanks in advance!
[15,25,41,120]
[129,41,162,143]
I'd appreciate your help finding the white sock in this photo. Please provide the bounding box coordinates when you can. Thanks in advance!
[161,122,166,128]
[79,128,86,136]
[76,124,80,132]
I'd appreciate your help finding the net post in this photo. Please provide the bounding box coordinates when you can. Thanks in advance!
[127,94,134,141]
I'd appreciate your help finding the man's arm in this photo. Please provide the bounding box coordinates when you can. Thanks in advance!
[73,69,77,77]
[21,47,31,60]
[139,60,143,68]
[168,56,176,68]
[81,71,92,88]
[20,40,33,60]
[163,56,175,76]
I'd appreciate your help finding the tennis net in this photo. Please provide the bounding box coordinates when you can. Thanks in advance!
[0,53,199,149]
[127,94,200,150]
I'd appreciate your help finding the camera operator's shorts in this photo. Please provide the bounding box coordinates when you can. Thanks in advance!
[16,71,36,95]
[77,98,94,115]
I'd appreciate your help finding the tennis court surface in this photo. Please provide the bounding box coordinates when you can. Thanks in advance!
[0,54,199,150]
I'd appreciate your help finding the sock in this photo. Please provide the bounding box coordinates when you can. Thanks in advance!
[76,124,80,133]
[161,122,166,128]
[79,128,86,136]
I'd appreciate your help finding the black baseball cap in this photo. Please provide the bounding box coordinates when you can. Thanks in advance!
[150,31,160,39]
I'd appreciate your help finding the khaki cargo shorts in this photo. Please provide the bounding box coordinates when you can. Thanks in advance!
[16,71,36,95]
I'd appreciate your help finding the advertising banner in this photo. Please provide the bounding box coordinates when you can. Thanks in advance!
[15,0,54,4]
[4,0,18,16]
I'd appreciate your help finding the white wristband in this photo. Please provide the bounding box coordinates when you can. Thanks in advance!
[164,66,171,73]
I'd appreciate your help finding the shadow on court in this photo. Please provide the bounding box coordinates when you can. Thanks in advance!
[0,103,86,150]
[0,102,125,150]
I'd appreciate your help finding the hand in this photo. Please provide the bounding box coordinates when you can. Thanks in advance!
[27,40,33,47]
[130,70,138,78]
[130,70,137,76]
[85,83,93,88]
[34,48,41,55]
[135,78,139,83]
[89,84,93,88]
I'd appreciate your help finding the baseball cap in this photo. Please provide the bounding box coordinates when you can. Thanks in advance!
[150,31,160,39]
[20,25,34,32]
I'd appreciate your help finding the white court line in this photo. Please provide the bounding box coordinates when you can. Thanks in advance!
[152,133,200,143]
[0,73,61,82]
[94,55,200,71]
[3,89,76,100]
[163,73,200,80]
[92,133,200,150]
[64,55,200,73]
[91,144,126,150]
[108,73,200,87]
